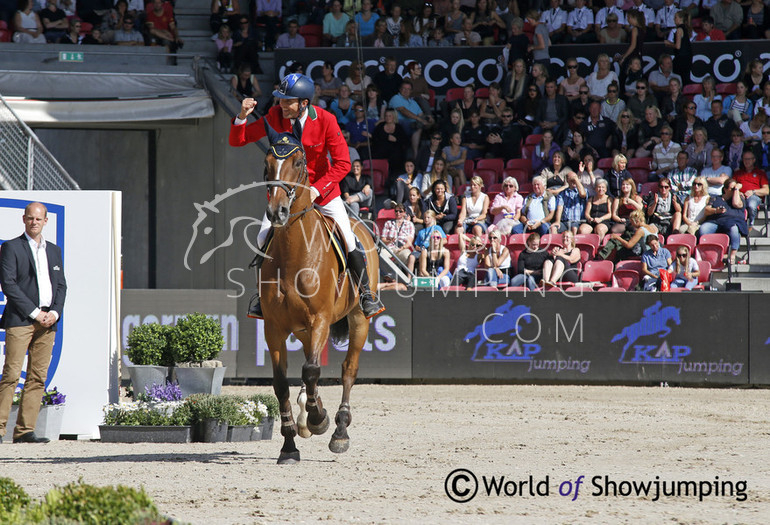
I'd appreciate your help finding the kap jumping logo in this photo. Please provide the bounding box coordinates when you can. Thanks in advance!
[464,301,538,361]
[612,301,743,377]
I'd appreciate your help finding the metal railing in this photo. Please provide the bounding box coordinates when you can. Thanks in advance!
[0,93,80,190]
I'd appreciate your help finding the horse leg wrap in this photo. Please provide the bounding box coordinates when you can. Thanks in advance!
[295,385,312,439]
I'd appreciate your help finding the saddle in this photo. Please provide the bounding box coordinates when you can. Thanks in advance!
[315,209,348,274]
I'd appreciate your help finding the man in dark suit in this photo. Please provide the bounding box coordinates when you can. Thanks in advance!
[0,202,67,444]
[534,79,571,143]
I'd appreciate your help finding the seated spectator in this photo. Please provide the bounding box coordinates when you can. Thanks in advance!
[579,178,613,238]
[40,0,68,42]
[705,99,734,151]
[650,125,682,180]
[341,159,374,216]
[611,176,645,234]
[322,0,350,46]
[335,19,362,47]
[551,172,587,234]
[254,0,280,50]
[363,18,394,46]
[585,54,618,101]
[372,57,402,103]
[232,15,261,74]
[114,14,145,45]
[275,19,305,48]
[385,4,403,40]
[660,78,686,124]
[534,79,570,141]
[510,232,547,289]
[145,0,183,52]
[577,153,602,197]
[566,0,595,43]
[372,109,409,181]
[77,0,113,27]
[594,0,625,35]
[636,106,664,159]
[488,176,523,235]
[723,81,753,125]
[345,60,372,103]
[391,80,434,158]
[355,0,380,37]
[740,111,766,147]
[461,110,488,160]
[391,160,423,207]
[415,132,443,178]
[454,16,481,45]
[580,101,615,159]
[745,61,763,97]
[215,25,234,72]
[421,156,453,198]
[668,246,699,289]
[559,58,587,101]
[531,130,560,176]
[482,230,511,287]
[437,107,463,149]
[742,0,770,40]
[381,203,415,265]
[406,186,426,233]
[680,176,710,234]
[755,83,770,120]
[694,76,721,123]
[230,64,261,105]
[732,150,769,231]
[317,62,342,107]
[427,25,451,46]
[59,18,83,44]
[669,151,698,201]
[683,129,712,172]
[564,130,596,172]
[539,0,566,44]
[626,79,658,125]
[599,209,658,260]
[702,149,733,196]
[346,103,373,158]
[425,179,458,233]
[599,12,626,43]
[601,82,626,124]
[541,151,575,192]
[700,178,748,265]
[405,61,432,116]
[513,176,556,235]
[210,0,241,35]
[542,230,581,286]
[330,84,355,127]
[674,100,704,145]
[727,128,747,171]
[450,234,485,289]
[59,0,76,18]
[612,109,638,159]
[472,0,505,45]
[479,82,507,126]
[417,230,451,289]
[696,16,725,41]
[648,54,681,102]
[341,130,359,163]
[605,153,631,197]
[570,87,592,118]
[752,124,770,172]
[83,26,105,44]
[407,210,446,273]
[486,109,523,161]
[514,85,541,134]
[620,57,646,100]
[456,175,489,236]
[442,131,468,189]
[646,176,682,236]
[501,60,529,110]
[12,0,46,43]
[640,234,672,290]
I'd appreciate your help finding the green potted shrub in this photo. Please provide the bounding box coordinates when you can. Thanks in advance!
[169,313,226,398]
[184,393,241,442]
[125,322,173,396]
[248,392,279,440]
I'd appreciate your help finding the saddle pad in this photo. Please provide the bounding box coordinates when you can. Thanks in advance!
[315,209,347,273]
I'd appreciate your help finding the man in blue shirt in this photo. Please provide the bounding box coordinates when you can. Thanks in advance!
[513,176,556,235]
[389,80,434,157]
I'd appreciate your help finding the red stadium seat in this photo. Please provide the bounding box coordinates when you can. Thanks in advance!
[696,243,726,271]
[628,157,653,170]
[445,87,465,102]
[370,169,386,195]
[694,260,712,290]
[615,260,643,273]
[503,169,529,186]
[682,84,702,99]
[518,182,533,196]
[506,158,533,176]
[488,183,503,193]
[665,233,697,255]
[539,234,563,250]
[597,157,613,171]
[476,158,504,179]
[375,208,395,234]
[524,134,543,147]
[597,286,628,292]
[0,29,10,42]
[716,82,737,95]
[630,169,650,185]
[475,87,489,99]
[638,182,658,196]
[473,169,497,189]
[699,233,729,252]
[464,158,475,177]
[303,34,321,47]
[299,24,323,37]
[581,260,614,287]
[428,89,436,110]
[612,269,640,290]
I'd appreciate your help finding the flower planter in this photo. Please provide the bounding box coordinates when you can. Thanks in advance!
[192,418,228,443]
[5,405,65,443]
[98,425,191,443]
[173,366,226,398]
[227,425,260,442]
[259,416,274,440]
[127,365,170,397]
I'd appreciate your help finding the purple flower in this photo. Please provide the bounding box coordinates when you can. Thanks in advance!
[145,382,182,402]
[41,387,66,406]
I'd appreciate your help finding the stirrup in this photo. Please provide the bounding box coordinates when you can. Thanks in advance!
[359,291,385,319]
[247,293,263,319]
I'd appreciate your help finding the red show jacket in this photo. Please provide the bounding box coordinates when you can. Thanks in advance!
[229,104,351,206]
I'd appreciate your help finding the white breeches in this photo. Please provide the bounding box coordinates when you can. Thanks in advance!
[257,196,357,252]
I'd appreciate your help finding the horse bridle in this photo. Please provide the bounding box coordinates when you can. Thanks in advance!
[265,141,314,220]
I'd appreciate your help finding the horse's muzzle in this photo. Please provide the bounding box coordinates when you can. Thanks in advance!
[267,204,290,227]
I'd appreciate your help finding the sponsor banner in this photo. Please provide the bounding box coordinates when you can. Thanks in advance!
[275,41,770,95]
[412,291,748,384]
[0,192,120,438]
[121,290,239,378]
[748,294,770,384]
[237,291,412,379]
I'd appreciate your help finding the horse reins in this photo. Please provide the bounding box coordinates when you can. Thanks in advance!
[265,142,314,221]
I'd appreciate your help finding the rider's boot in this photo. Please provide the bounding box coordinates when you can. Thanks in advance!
[347,247,385,319]
[247,230,273,319]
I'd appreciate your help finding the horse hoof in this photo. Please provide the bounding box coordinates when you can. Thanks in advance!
[277,450,300,464]
[296,387,311,439]
[329,437,349,454]
[308,413,330,435]
[297,425,312,439]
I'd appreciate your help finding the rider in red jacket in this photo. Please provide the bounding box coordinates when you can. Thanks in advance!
[230,73,384,319]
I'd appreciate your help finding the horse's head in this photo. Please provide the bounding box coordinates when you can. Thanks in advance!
[264,118,310,227]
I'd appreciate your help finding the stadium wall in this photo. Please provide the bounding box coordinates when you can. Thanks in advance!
[122,290,761,386]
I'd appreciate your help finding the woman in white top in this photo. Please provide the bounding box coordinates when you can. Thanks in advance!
[694,76,721,122]
[456,175,489,236]
[668,246,700,290]
[483,230,511,287]
[13,0,46,43]
[679,176,710,234]
[585,54,618,101]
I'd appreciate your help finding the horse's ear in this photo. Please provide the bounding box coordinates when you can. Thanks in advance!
[263,118,281,144]
[292,117,303,145]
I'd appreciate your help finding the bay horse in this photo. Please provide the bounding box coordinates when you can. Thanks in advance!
[260,119,379,464]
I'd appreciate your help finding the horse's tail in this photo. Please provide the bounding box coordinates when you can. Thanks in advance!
[329,316,350,346]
